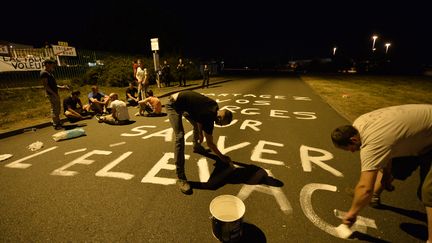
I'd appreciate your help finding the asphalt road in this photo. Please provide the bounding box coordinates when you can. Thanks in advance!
[0,74,428,242]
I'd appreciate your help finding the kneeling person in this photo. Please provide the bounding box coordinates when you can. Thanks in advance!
[97,93,130,125]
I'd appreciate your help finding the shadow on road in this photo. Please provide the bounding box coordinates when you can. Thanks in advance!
[399,222,428,241]
[350,231,391,243]
[371,203,427,241]
[63,123,87,130]
[239,222,267,243]
[189,153,284,190]
[377,204,427,222]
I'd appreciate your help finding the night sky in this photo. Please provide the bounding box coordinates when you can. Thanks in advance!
[2,0,431,66]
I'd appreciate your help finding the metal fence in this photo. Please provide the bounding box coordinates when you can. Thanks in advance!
[0,48,115,89]
[0,46,225,89]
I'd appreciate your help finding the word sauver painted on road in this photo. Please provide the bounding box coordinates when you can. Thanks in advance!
[3,92,377,239]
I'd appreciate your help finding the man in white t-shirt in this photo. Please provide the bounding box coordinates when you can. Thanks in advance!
[331,104,432,241]
[135,60,149,100]
[96,93,130,125]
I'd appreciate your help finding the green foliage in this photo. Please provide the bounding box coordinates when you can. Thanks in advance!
[80,55,202,87]
[97,56,130,87]
[82,66,103,85]
[162,57,202,82]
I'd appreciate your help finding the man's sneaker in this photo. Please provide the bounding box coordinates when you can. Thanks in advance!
[370,195,382,208]
[177,179,192,195]
[54,125,63,130]
[193,145,208,154]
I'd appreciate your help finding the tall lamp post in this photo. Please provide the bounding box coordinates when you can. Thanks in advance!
[371,35,378,52]
[385,43,391,54]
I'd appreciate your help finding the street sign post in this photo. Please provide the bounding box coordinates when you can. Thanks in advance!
[151,38,161,88]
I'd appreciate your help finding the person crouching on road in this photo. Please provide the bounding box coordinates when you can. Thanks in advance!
[96,93,130,125]
[166,90,234,195]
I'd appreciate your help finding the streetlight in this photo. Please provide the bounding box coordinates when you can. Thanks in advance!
[385,43,391,54]
[333,47,337,56]
[371,35,378,52]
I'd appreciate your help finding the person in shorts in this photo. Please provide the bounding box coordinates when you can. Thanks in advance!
[96,93,130,125]
[87,85,109,114]
[63,90,91,122]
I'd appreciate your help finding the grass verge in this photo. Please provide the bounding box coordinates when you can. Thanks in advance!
[1,74,432,134]
[301,74,432,122]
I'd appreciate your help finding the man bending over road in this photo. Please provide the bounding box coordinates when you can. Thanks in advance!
[331,104,432,241]
[167,90,233,195]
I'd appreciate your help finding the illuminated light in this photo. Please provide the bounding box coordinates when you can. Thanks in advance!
[371,35,378,52]
[385,42,391,54]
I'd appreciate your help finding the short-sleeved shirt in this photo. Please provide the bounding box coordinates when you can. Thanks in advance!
[174,91,218,134]
[126,87,138,100]
[40,70,58,95]
[63,96,80,113]
[110,100,130,121]
[353,104,432,171]
[136,67,147,82]
[88,91,106,104]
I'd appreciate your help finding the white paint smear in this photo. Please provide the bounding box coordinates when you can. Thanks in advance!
[109,142,126,147]
[64,148,87,155]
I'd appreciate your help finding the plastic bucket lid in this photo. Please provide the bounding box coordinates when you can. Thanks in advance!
[209,195,245,222]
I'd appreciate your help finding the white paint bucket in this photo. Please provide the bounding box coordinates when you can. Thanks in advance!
[209,195,246,242]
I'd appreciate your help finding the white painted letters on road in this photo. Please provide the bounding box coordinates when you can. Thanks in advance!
[270,110,290,118]
[216,136,251,154]
[300,145,343,177]
[142,128,173,141]
[300,183,377,239]
[5,146,58,169]
[95,151,134,180]
[237,170,292,215]
[141,153,190,185]
[251,140,284,165]
[293,112,317,120]
[51,150,112,176]
[239,119,262,131]
[121,125,156,137]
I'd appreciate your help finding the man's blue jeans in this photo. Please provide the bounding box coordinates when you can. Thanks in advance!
[167,100,200,180]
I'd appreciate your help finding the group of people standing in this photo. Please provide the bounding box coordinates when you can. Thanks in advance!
[133,57,211,89]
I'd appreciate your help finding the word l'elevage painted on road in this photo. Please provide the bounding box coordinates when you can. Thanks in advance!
[3,143,372,238]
